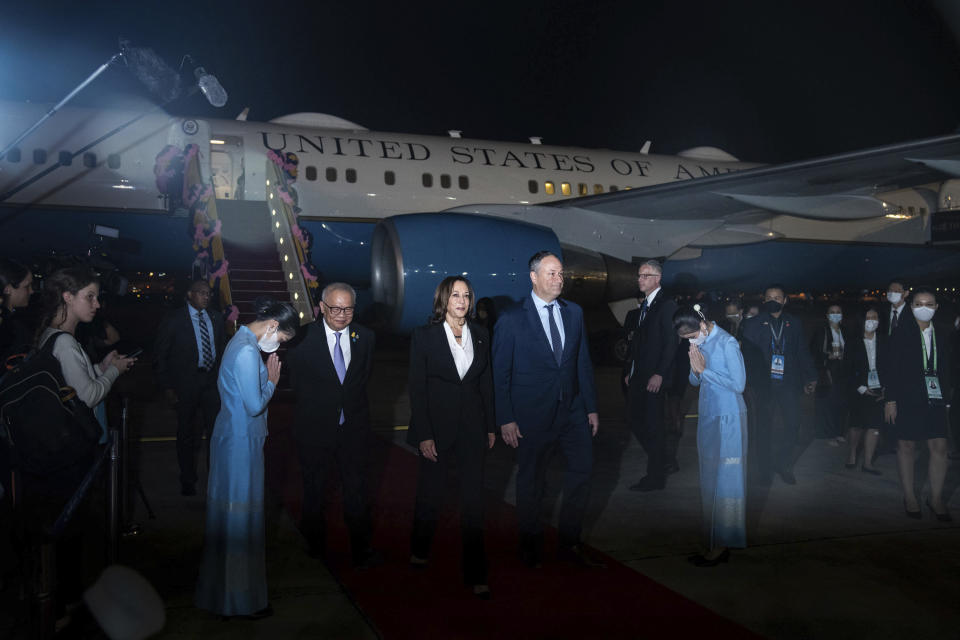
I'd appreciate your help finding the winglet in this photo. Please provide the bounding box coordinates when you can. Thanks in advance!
[639,140,652,155]
[235,107,250,121]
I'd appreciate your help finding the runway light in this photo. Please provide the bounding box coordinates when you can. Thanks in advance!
[275,221,280,228]
[284,254,289,262]
[289,273,293,280]
[279,237,283,244]
[269,193,274,199]
[294,292,299,300]
[266,179,270,186]
[272,209,276,216]
[299,311,304,319]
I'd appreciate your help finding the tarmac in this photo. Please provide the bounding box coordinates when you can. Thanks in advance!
[3,343,960,639]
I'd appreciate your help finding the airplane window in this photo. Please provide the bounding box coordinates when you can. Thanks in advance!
[594,184,603,194]
[545,181,555,195]
[385,170,395,185]
[83,152,96,168]
[346,168,357,183]
[458,175,469,189]
[578,183,587,196]
[6,147,20,163]
[107,154,121,169]
[561,182,571,196]
[440,174,451,189]
[33,149,46,164]
[422,173,433,188]
[59,151,72,166]
[609,185,619,192]
[305,166,317,181]
[528,180,538,194]
[326,167,337,182]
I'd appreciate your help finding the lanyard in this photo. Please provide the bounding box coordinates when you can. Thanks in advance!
[769,320,785,352]
[920,328,937,372]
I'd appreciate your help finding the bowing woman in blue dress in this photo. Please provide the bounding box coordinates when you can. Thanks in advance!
[195,298,298,619]
[674,305,748,567]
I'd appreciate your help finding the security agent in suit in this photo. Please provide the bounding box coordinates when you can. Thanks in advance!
[154,279,225,496]
[623,260,678,491]
[286,282,381,568]
[493,251,602,569]
[407,276,495,598]
[740,284,818,485]
[881,279,910,339]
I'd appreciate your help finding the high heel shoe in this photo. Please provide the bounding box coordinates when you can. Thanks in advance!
[926,499,953,523]
[904,500,922,520]
[472,584,491,600]
[687,548,730,567]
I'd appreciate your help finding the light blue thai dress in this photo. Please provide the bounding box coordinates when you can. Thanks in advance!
[195,326,275,615]
[689,324,748,550]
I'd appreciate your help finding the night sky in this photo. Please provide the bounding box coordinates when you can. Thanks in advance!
[2,0,960,164]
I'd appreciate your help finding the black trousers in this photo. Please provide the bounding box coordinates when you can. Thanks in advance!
[516,406,592,550]
[174,371,219,486]
[754,383,806,476]
[814,367,850,439]
[627,383,667,480]
[410,431,487,585]
[297,427,372,561]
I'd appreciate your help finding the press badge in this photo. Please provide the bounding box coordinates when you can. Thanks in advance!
[867,370,881,390]
[925,375,944,403]
[770,354,785,380]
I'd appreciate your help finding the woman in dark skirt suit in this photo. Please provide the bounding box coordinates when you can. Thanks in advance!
[883,288,952,521]
[407,276,496,598]
[846,307,885,474]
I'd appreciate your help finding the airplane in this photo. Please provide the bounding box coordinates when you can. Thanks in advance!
[2,98,960,340]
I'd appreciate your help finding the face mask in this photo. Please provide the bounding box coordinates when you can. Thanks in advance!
[828,313,842,324]
[912,306,935,323]
[762,300,783,314]
[743,313,756,320]
[689,331,707,346]
[257,327,281,353]
[726,314,741,321]
[864,319,879,332]
[887,292,902,305]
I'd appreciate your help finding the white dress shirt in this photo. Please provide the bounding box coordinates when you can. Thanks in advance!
[858,335,877,394]
[443,321,474,380]
[531,291,565,350]
[644,286,661,308]
[830,326,844,347]
[323,319,352,371]
[922,325,933,364]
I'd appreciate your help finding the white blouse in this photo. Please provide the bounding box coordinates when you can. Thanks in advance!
[443,321,473,380]
[41,327,119,408]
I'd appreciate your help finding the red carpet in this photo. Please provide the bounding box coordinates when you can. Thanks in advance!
[265,405,756,639]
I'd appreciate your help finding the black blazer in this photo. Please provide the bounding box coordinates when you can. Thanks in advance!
[884,320,952,409]
[741,312,818,391]
[809,324,854,386]
[880,303,913,339]
[153,305,226,391]
[287,320,375,446]
[848,332,887,394]
[623,291,678,385]
[406,322,495,451]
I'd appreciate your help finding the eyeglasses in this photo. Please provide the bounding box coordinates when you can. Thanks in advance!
[638,274,660,279]
[326,305,355,315]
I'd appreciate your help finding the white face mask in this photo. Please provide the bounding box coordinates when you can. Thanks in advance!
[912,306,936,323]
[864,319,879,332]
[689,330,707,346]
[887,291,903,305]
[257,327,281,353]
[828,313,842,324]
[726,314,741,320]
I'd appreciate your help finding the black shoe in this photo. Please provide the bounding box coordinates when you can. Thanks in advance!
[629,476,666,492]
[180,483,197,497]
[860,466,882,476]
[926,499,953,523]
[844,462,857,470]
[904,500,922,520]
[219,604,274,621]
[472,584,492,600]
[688,549,730,567]
[353,548,384,570]
[558,544,607,569]
[664,461,680,475]
[776,469,797,485]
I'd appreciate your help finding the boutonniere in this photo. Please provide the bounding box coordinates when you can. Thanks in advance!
[350,330,359,344]
[786,323,791,328]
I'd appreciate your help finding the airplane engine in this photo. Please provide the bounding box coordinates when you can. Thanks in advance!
[370,213,638,332]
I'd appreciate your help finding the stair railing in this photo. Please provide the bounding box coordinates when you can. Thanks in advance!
[264,158,316,324]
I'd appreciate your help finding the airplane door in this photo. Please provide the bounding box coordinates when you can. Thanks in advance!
[209,135,244,200]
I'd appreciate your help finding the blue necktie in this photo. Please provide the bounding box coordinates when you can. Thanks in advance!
[334,332,346,424]
[546,303,562,365]
[639,299,648,324]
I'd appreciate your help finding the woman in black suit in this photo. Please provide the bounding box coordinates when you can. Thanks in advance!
[407,276,496,598]
[883,288,952,521]
[846,306,884,474]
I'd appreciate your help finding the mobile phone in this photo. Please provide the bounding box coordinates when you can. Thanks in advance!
[125,347,144,359]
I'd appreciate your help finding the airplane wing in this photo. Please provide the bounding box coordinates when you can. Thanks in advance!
[551,132,960,221]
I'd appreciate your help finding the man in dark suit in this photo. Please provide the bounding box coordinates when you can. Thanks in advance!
[286,282,381,568]
[154,279,225,496]
[493,251,601,569]
[741,284,818,485]
[623,259,678,491]
[881,279,910,338]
